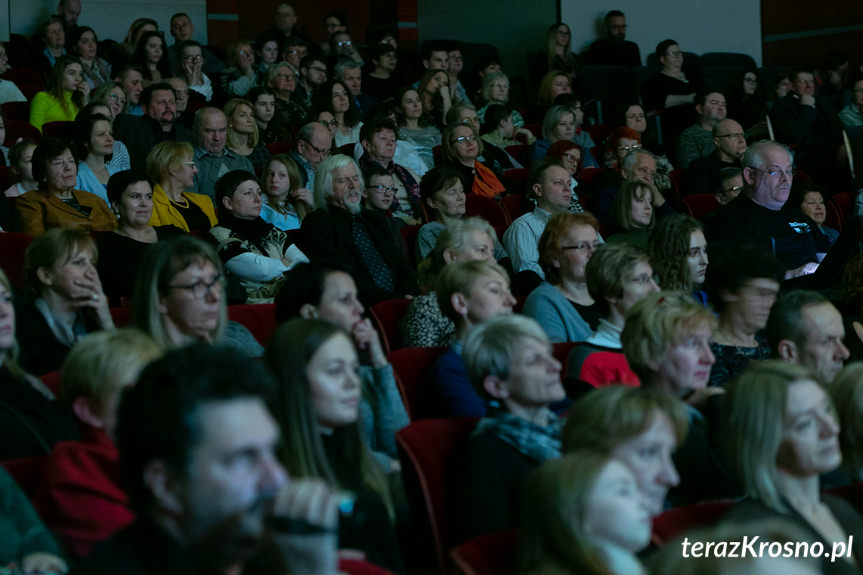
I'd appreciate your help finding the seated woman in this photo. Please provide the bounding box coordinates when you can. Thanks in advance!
[707,246,784,387]
[70,26,111,90]
[476,71,528,130]
[727,68,769,135]
[523,212,601,343]
[312,79,363,148]
[563,385,688,518]
[34,329,160,558]
[606,180,656,250]
[417,68,452,129]
[73,112,119,207]
[459,314,565,541]
[789,181,839,246]
[622,291,739,507]
[274,263,409,469]
[92,81,128,120]
[18,229,114,376]
[266,318,404,573]
[427,260,516,417]
[76,101,132,175]
[131,235,263,358]
[220,39,259,98]
[30,55,89,132]
[146,141,218,233]
[831,363,863,483]
[396,86,441,170]
[33,16,66,71]
[565,243,658,391]
[401,217,499,348]
[518,452,651,575]
[224,97,271,171]
[131,31,170,87]
[447,103,523,172]
[441,121,507,198]
[16,138,116,237]
[614,99,663,156]
[3,139,39,198]
[210,170,307,302]
[640,39,699,148]
[528,104,577,163]
[260,153,311,231]
[723,361,863,574]
[176,40,214,104]
[0,267,79,459]
[527,70,572,124]
[96,171,182,303]
[481,104,535,156]
[648,214,709,304]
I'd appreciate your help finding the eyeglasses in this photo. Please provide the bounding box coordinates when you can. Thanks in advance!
[555,30,570,36]
[722,185,743,194]
[716,132,745,139]
[302,140,331,156]
[618,143,642,152]
[751,167,796,179]
[561,241,602,252]
[275,73,294,80]
[183,161,196,166]
[182,55,203,62]
[664,50,682,57]
[169,274,225,299]
[452,135,477,144]
[367,184,397,193]
[318,119,337,128]
[336,40,352,47]
[461,116,480,125]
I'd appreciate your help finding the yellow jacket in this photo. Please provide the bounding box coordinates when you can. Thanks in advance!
[16,189,116,237]
[149,183,218,232]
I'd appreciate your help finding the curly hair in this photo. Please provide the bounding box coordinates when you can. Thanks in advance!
[648,214,703,293]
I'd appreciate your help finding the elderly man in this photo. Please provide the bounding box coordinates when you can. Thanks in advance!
[299,155,417,305]
[70,344,343,575]
[335,57,375,118]
[358,118,421,222]
[597,149,669,222]
[113,83,194,171]
[705,140,831,277]
[585,10,642,68]
[683,118,747,196]
[190,107,254,199]
[289,121,333,190]
[167,13,224,77]
[766,290,849,385]
[675,90,727,169]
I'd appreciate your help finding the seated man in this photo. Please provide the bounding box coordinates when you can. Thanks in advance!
[595,148,668,223]
[71,344,343,575]
[113,65,144,116]
[189,107,254,200]
[683,118,746,197]
[705,140,830,277]
[290,121,334,191]
[298,154,417,305]
[584,10,641,68]
[674,89,727,169]
[335,57,375,119]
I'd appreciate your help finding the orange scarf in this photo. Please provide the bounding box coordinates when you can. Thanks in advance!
[472,161,507,198]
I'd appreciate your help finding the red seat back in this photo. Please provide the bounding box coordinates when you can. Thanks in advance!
[683,194,720,221]
[227,303,278,345]
[828,481,863,515]
[0,232,33,289]
[42,121,76,141]
[502,168,529,195]
[1,102,31,124]
[110,307,133,328]
[388,346,448,420]
[450,530,519,575]
[580,167,603,187]
[265,141,293,156]
[41,370,62,396]
[465,194,508,239]
[4,119,40,145]
[552,341,579,374]
[500,193,530,223]
[369,298,411,355]
[651,500,733,546]
[827,192,854,232]
[399,224,421,267]
[1,456,47,499]
[396,417,480,575]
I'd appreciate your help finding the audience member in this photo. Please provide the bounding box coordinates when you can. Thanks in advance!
[358,117,422,223]
[641,39,699,149]
[830,363,863,482]
[335,57,375,119]
[132,31,170,86]
[606,180,656,249]
[69,26,110,90]
[417,68,452,128]
[727,68,768,134]
[312,79,363,147]
[788,180,839,244]
[290,121,333,190]
[675,90,727,169]
[3,139,39,198]
[167,13,226,76]
[614,99,662,155]
[30,55,89,132]
[35,16,67,71]
[175,40,214,103]
[189,107,255,199]
[441,121,506,198]
[446,43,471,106]
[536,22,580,84]
[220,39,259,98]
[648,214,709,302]
[396,86,441,170]
[56,0,81,36]
[0,43,26,104]
[683,118,746,196]
[585,10,642,68]
[254,32,280,77]
[112,65,144,115]
[72,112,117,206]
[260,153,311,230]
[296,54,328,109]
[839,76,863,127]
[92,80,128,119]
[224,97,270,171]
[528,104,576,163]
[146,140,217,233]
[714,166,744,206]
[364,43,399,103]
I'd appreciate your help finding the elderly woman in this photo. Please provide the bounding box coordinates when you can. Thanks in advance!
[73,113,118,206]
[607,180,656,249]
[146,141,217,233]
[622,291,740,506]
[441,121,507,198]
[176,40,213,103]
[34,329,159,559]
[400,217,499,348]
[789,181,840,245]
[274,263,409,471]
[210,170,307,302]
[131,235,263,357]
[131,31,170,87]
[70,26,111,90]
[427,260,517,417]
[459,314,566,541]
[220,39,259,98]
[723,361,863,574]
[528,104,577,163]
[30,55,90,132]
[18,229,114,375]
[396,86,441,170]
[831,363,863,482]
[649,214,709,303]
[707,245,784,387]
[35,16,66,70]
[518,452,651,575]
[266,62,306,140]
[524,212,602,342]
[476,71,526,127]
[224,98,271,171]
[96,171,182,302]
[312,79,363,147]
[16,138,116,237]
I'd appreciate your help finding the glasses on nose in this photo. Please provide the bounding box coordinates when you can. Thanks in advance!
[452,135,476,144]
[302,140,331,156]
[665,50,682,57]
[336,41,352,47]
[560,241,602,251]
[752,167,796,179]
[183,55,203,62]
[169,274,225,299]
[619,144,642,153]
[367,184,397,193]
[723,185,743,194]
[276,74,293,80]
[319,120,337,128]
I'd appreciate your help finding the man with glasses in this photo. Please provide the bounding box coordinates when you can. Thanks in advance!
[167,13,224,77]
[289,122,333,190]
[358,118,421,223]
[706,140,830,277]
[447,44,472,106]
[675,90,727,169]
[684,118,747,196]
[585,10,641,68]
[189,107,254,200]
[296,55,328,108]
[281,37,308,74]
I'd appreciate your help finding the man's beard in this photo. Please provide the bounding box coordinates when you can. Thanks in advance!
[344,193,362,215]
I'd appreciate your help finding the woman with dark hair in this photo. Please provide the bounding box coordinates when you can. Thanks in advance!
[614,99,663,156]
[220,39,259,98]
[788,181,839,245]
[640,39,699,147]
[132,31,170,87]
[30,55,90,132]
[70,26,111,90]
[648,214,709,304]
[417,68,452,129]
[707,246,784,387]
[261,153,311,230]
[607,180,656,249]
[396,86,441,170]
[73,113,117,206]
[3,139,39,198]
[265,318,404,573]
[727,68,767,133]
[312,79,362,147]
[16,138,116,237]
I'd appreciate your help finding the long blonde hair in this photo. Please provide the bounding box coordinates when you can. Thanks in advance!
[224,98,260,150]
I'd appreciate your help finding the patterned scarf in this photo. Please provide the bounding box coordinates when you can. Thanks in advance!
[474,407,563,463]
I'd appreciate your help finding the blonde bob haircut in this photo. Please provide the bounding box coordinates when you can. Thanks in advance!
[313,154,364,211]
[60,328,161,409]
[25,229,98,297]
[463,314,549,401]
[562,385,689,454]
[517,451,621,575]
[620,291,715,384]
[131,235,227,351]
[417,216,497,290]
[146,140,195,184]
[224,98,260,150]
[435,259,509,325]
[441,121,483,164]
[828,362,863,478]
[724,360,820,513]
[585,242,650,318]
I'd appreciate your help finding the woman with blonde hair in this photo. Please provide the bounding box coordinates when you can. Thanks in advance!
[224,97,271,171]
[145,140,217,233]
[518,452,651,575]
[542,22,580,82]
[30,55,90,132]
[723,360,863,574]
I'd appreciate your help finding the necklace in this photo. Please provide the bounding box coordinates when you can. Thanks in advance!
[171,195,190,208]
